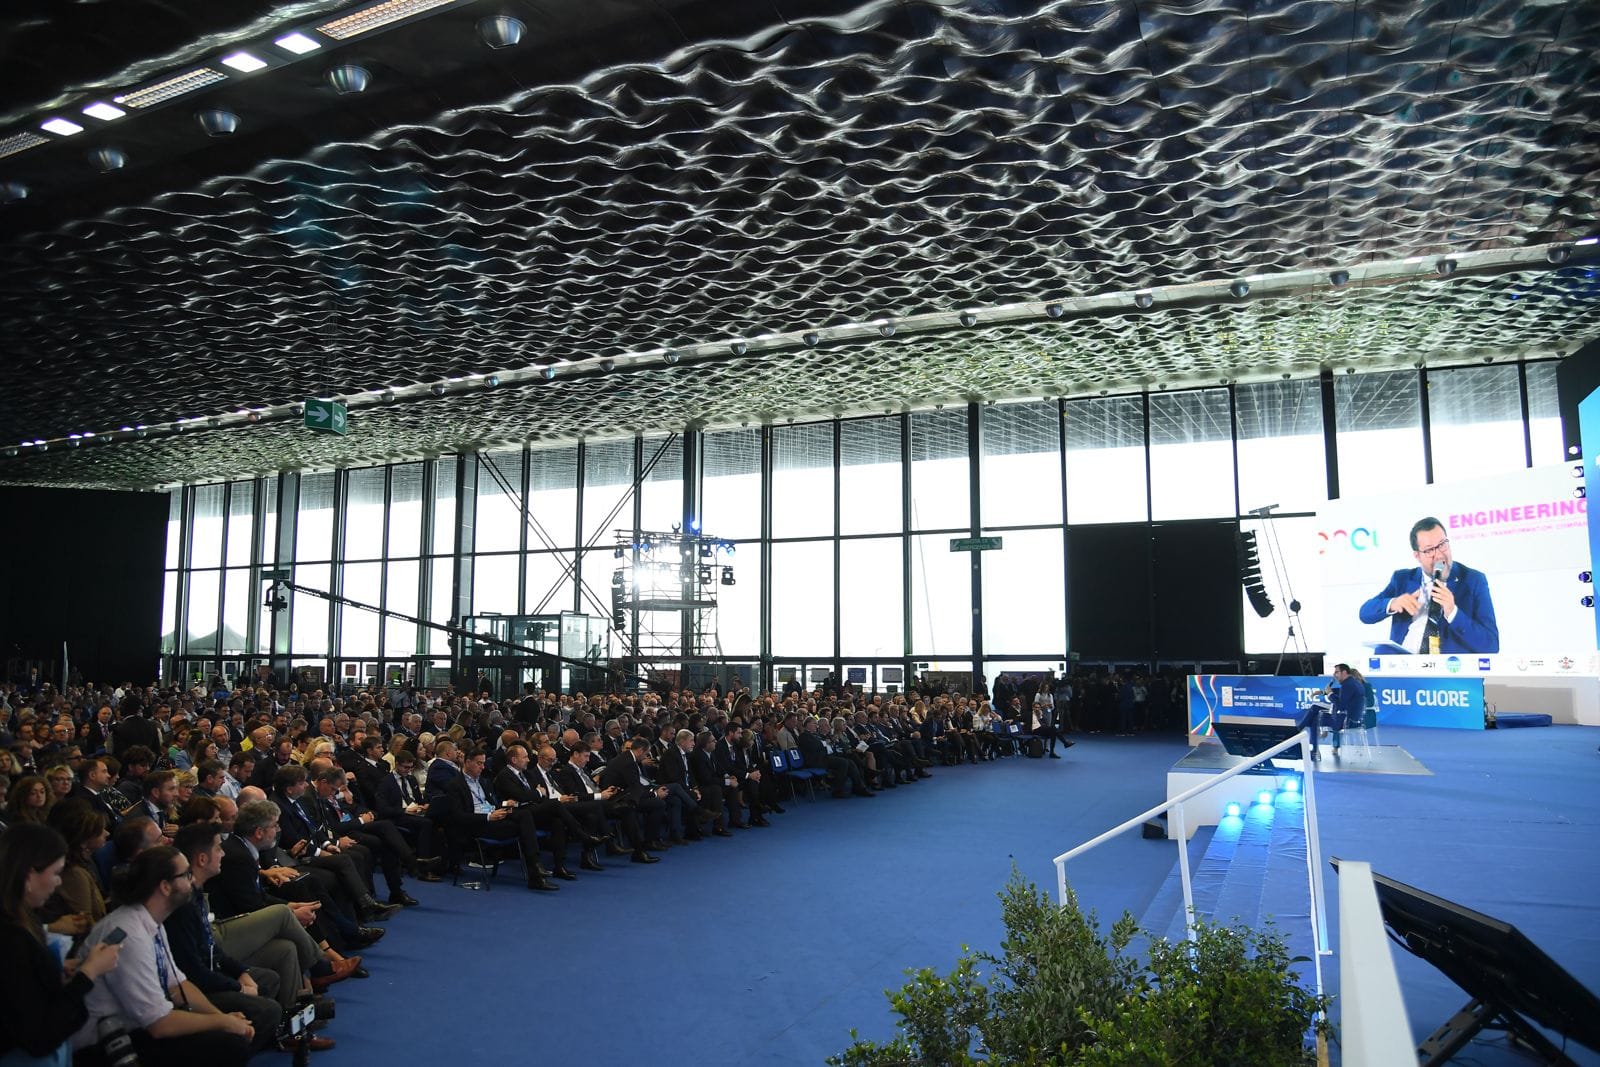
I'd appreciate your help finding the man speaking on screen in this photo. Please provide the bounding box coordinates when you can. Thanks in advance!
[1359,517,1499,654]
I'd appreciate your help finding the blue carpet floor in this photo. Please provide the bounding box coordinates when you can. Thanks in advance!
[316,726,1599,1066]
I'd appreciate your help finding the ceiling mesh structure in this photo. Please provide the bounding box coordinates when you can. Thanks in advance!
[0,0,1597,488]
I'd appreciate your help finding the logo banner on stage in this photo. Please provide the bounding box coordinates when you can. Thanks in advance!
[1188,674,1484,738]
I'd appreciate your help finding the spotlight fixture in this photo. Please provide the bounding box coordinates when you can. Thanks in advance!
[290,404,305,416]
[1574,464,1586,477]
[2,447,14,457]
[1329,269,1350,287]
[207,417,222,428]
[274,32,322,54]
[1436,258,1457,277]
[1257,791,1273,806]
[1547,245,1572,265]
[720,566,735,586]
[381,389,396,402]
[878,322,895,337]
[598,360,616,373]
[1283,778,1299,793]
[40,117,85,136]
[196,109,239,136]
[88,147,128,172]
[697,565,712,586]
[540,366,557,380]
[430,382,447,396]
[1224,802,1241,818]
[1229,280,1250,298]
[1576,486,1586,499]
[662,350,680,365]
[478,15,525,48]
[326,64,371,94]
[1044,303,1064,319]
[730,341,748,356]
[802,332,819,346]
[1132,291,1154,310]
[484,374,500,387]
[220,51,268,73]
[0,182,27,202]
[958,311,977,327]
[81,102,127,121]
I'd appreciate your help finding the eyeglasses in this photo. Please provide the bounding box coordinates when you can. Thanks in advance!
[1415,538,1449,557]
[167,870,193,882]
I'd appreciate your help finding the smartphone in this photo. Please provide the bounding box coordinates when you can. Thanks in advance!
[102,928,128,946]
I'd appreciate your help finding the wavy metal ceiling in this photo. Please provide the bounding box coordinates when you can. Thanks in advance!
[1,0,1597,488]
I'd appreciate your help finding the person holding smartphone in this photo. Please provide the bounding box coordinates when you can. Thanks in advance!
[0,823,122,1065]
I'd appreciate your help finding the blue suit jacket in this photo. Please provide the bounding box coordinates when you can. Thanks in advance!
[1357,562,1499,654]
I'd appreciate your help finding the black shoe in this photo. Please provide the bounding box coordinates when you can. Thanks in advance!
[360,900,402,922]
[387,892,420,908]
[534,864,553,879]
[605,842,630,857]
[729,822,748,830]
[853,789,875,798]
[579,830,608,848]
[751,817,770,827]
[770,804,786,814]
[352,927,385,946]
[580,851,603,872]
[551,867,577,881]
[631,851,660,864]
[1048,753,1062,759]
[417,870,442,883]
[695,807,719,821]
[526,877,559,891]
[645,839,671,851]
[713,828,733,837]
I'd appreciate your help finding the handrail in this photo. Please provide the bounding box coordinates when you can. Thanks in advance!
[1052,727,1330,1007]
[1337,860,1415,1066]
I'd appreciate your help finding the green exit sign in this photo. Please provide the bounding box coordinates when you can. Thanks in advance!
[304,399,348,436]
[950,536,1003,552]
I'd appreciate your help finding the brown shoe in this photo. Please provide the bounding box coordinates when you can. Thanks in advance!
[310,956,362,992]
[276,1035,337,1052]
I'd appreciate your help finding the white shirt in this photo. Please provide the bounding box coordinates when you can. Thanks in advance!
[74,904,185,1049]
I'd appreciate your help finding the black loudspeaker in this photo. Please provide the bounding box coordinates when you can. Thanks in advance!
[1238,530,1275,618]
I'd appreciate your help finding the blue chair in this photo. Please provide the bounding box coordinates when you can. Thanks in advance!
[784,748,827,801]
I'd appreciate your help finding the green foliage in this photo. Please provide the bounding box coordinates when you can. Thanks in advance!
[829,869,1329,1067]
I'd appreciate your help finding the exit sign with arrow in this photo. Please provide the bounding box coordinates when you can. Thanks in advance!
[304,399,348,436]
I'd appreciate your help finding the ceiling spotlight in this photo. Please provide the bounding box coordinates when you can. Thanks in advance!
[326,64,370,94]
[430,382,447,396]
[478,15,525,48]
[220,51,268,73]
[878,322,895,337]
[207,417,222,428]
[289,404,304,416]
[1329,269,1350,287]
[274,32,322,54]
[802,332,819,346]
[196,109,239,136]
[484,374,500,387]
[1436,258,1457,277]
[540,366,558,380]
[1547,245,1572,265]
[1,182,27,203]
[89,147,128,172]
[1044,303,1064,319]
[136,427,149,438]
[82,102,126,121]
[1132,291,1154,310]
[662,350,680,365]
[380,389,396,402]
[730,341,748,356]
[2,447,15,457]
[599,360,616,373]
[958,311,977,327]
[1229,280,1250,298]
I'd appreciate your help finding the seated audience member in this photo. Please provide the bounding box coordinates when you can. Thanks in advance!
[557,745,661,864]
[716,725,770,827]
[113,816,163,867]
[6,774,52,826]
[114,746,156,804]
[440,744,558,891]
[495,741,604,875]
[373,751,442,879]
[45,799,111,927]
[798,718,872,798]
[0,823,123,1064]
[271,764,393,923]
[689,730,737,834]
[126,770,180,838]
[653,730,709,843]
[308,764,416,907]
[74,845,256,1067]
[45,764,75,805]
[70,757,126,830]
[193,760,227,798]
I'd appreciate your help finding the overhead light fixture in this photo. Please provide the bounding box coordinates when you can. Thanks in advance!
[274,32,322,54]
[878,322,895,337]
[958,311,977,327]
[40,117,85,136]
[88,147,128,172]
[730,341,748,356]
[116,67,227,108]
[1229,280,1250,298]
[1329,269,1350,287]
[540,366,557,380]
[430,382,447,396]
[1436,258,1457,277]
[196,109,239,136]
[483,374,500,387]
[81,102,126,121]
[1547,245,1572,265]
[380,389,396,402]
[319,0,457,40]
[802,331,820,346]
[598,360,616,372]
[478,15,525,48]
[1132,291,1154,310]
[0,181,27,203]
[220,51,269,73]
[0,132,48,160]
[326,64,370,93]
[662,350,680,365]
[1044,303,1064,319]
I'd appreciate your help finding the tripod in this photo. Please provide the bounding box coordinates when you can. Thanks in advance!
[1250,504,1312,676]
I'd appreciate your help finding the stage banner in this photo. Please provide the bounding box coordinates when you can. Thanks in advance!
[1188,674,1484,738]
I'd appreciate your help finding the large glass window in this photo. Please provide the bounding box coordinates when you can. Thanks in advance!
[1149,389,1235,520]
[261,476,278,566]
[710,543,759,656]
[981,402,1062,527]
[160,571,178,654]
[527,445,578,550]
[840,418,903,535]
[291,563,331,653]
[475,449,524,554]
[165,490,182,570]
[220,568,251,653]
[772,423,834,538]
[524,551,576,617]
[979,528,1064,654]
[840,537,903,656]
[340,562,382,655]
[343,467,386,561]
[1334,369,1424,494]
[1065,396,1147,524]
[296,473,336,561]
[185,570,220,653]
[430,462,457,554]
[1524,360,1562,466]
[1235,378,1326,515]
[910,409,969,531]
[191,483,225,568]
[638,435,684,533]
[582,439,635,547]
[1427,365,1526,484]
[384,560,420,656]
[910,532,971,655]
[388,464,424,559]
[770,540,834,655]
[225,482,255,567]
[701,429,762,540]
[427,558,453,655]
[472,554,520,615]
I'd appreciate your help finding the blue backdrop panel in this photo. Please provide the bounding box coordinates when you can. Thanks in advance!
[1188,674,1483,736]
[1580,385,1600,648]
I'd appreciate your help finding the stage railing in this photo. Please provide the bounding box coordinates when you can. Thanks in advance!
[1052,729,1330,999]
[1337,860,1414,1065]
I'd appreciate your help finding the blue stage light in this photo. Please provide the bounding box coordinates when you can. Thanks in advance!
[1225,802,1242,818]
[1257,791,1274,806]
[1283,778,1299,793]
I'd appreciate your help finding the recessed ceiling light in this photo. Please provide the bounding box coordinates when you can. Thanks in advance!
[220,51,268,72]
[274,32,322,54]
[115,68,226,108]
[318,0,457,40]
[81,102,126,121]
[40,117,85,136]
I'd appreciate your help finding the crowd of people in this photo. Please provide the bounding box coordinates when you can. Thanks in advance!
[0,665,1188,1063]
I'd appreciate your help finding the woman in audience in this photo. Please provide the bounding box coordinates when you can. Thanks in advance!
[0,822,122,1065]
[7,774,53,826]
[46,799,111,926]
[45,765,75,805]
[166,723,195,770]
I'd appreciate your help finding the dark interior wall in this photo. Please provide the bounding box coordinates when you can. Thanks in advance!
[1067,519,1243,663]
[0,486,168,684]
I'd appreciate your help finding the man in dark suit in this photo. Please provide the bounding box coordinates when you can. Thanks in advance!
[70,755,125,829]
[554,746,659,864]
[372,753,441,877]
[798,718,871,798]
[601,737,680,847]
[441,744,558,891]
[688,730,738,833]
[651,729,707,843]
[110,706,160,758]
[715,726,769,828]
[308,763,417,907]
[1358,516,1499,654]
[270,765,393,921]
[495,742,604,875]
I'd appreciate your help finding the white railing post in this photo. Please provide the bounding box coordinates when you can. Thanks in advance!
[1172,801,1196,943]
[1055,857,1068,907]
[1338,861,1413,1064]
[1299,728,1331,957]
